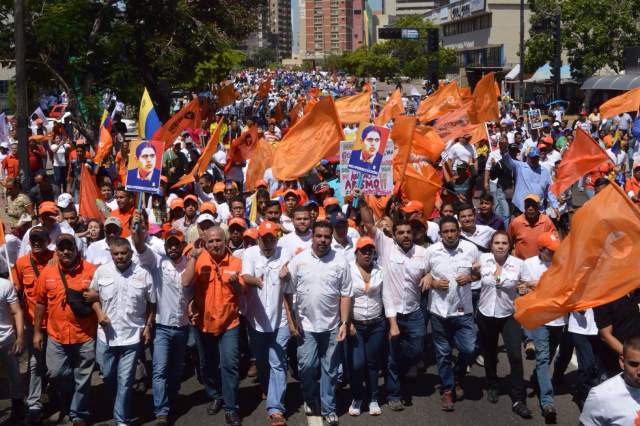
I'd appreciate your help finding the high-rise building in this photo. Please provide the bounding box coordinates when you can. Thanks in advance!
[304,0,355,59]
[383,0,436,16]
[269,0,292,60]
[353,0,366,50]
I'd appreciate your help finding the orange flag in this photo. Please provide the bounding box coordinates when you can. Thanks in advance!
[289,102,304,126]
[515,183,640,329]
[433,102,478,142]
[391,116,416,181]
[94,125,113,165]
[413,125,446,163]
[362,82,372,93]
[599,87,640,119]
[155,98,201,150]
[79,167,104,220]
[304,97,318,115]
[218,84,237,108]
[224,126,259,174]
[272,97,345,181]
[375,89,404,125]
[171,122,224,188]
[335,91,371,124]
[245,138,274,192]
[470,72,500,124]
[416,81,463,123]
[469,123,488,145]
[0,216,5,245]
[272,102,285,123]
[459,87,472,101]
[494,81,501,97]
[550,128,610,196]
[402,163,443,217]
[257,77,271,99]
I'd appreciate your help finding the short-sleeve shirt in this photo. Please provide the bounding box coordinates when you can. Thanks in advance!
[579,373,640,426]
[448,142,477,167]
[13,251,53,327]
[508,213,556,260]
[278,230,312,260]
[0,278,18,344]
[593,289,640,343]
[1,155,19,178]
[521,256,566,327]
[478,253,522,318]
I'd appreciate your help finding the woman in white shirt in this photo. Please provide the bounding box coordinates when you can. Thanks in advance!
[50,138,70,193]
[346,237,385,417]
[476,231,532,418]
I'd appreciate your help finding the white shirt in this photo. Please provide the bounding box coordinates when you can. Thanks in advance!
[521,256,567,327]
[285,248,352,333]
[579,373,640,426]
[478,253,522,318]
[607,148,626,168]
[461,224,495,290]
[426,240,479,318]
[84,239,111,266]
[374,228,427,318]
[5,234,21,266]
[332,236,355,264]
[568,309,598,336]
[448,142,477,167]
[241,245,288,332]
[486,150,502,183]
[50,143,68,167]
[152,254,192,327]
[0,278,17,344]
[349,261,384,321]
[281,214,294,234]
[278,230,312,260]
[20,221,83,257]
[91,261,156,346]
[427,221,440,243]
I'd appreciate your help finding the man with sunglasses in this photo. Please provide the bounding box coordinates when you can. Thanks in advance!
[19,201,79,257]
[33,234,97,426]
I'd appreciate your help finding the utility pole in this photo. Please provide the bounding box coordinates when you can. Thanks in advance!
[552,10,561,100]
[14,0,30,187]
[519,0,525,108]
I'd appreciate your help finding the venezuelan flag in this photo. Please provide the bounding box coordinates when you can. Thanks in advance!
[139,88,162,140]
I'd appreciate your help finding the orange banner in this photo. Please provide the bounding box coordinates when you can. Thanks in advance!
[599,87,640,119]
[218,84,237,108]
[375,89,404,125]
[245,138,274,192]
[257,77,271,99]
[402,163,442,217]
[79,167,104,220]
[470,72,500,124]
[155,98,201,150]
[335,91,371,124]
[416,81,463,123]
[224,126,259,174]
[433,102,478,142]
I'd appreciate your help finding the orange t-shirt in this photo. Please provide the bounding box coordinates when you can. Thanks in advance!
[13,251,54,327]
[508,213,557,260]
[35,260,97,345]
[115,152,128,186]
[2,154,19,178]
[110,207,134,237]
[624,177,640,200]
[193,250,243,335]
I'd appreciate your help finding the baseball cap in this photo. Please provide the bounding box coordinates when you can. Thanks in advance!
[401,200,424,214]
[537,231,560,252]
[255,179,268,188]
[0,141,9,149]
[213,182,225,193]
[200,202,217,214]
[313,182,330,194]
[39,201,59,216]
[283,189,299,200]
[29,226,49,242]
[524,194,541,204]
[528,147,541,158]
[323,197,339,208]
[170,198,184,210]
[552,121,560,127]
[184,194,199,205]
[55,233,76,248]
[162,229,185,243]
[355,236,375,250]
[228,217,247,229]
[57,193,73,209]
[258,221,279,237]
[104,216,122,229]
[243,228,259,240]
[329,211,347,226]
[196,213,216,225]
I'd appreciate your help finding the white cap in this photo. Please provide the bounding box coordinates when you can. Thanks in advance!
[0,141,9,149]
[57,193,73,209]
[196,213,216,225]
[16,213,32,227]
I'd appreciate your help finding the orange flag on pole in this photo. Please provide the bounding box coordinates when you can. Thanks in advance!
[390,116,416,181]
[304,97,318,115]
[224,126,259,174]
[515,183,640,329]
[550,128,610,196]
[155,98,201,150]
[416,81,464,123]
[413,125,446,163]
[402,163,443,217]
[375,89,404,125]
[257,77,271,99]
[433,102,478,142]
[218,84,237,108]
[289,102,304,126]
[599,87,640,119]
[470,72,500,124]
[459,87,472,101]
[171,122,224,189]
[245,138,274,192]
[272,97,345,181]
[335,91,371,124]
[79,167,104,220]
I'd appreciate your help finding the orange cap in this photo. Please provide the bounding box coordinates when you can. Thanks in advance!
[255,179,268,188]
[184,194,198,205]
[243,228,259,240]
[39,201,59,215]
[162,229,185,242]
[228,217,247,229]
[283,189,299,199]
[213,182,225,193]
[401,200,424,214]
[170,198,184,210]
[537,231,560,252]
[323,197,339,208]
[355,236,376,250]
[200,201,217,214]
[258,221,279,237]
[524,194,541,204]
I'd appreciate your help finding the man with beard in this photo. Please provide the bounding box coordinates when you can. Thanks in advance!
[278,206,312,259]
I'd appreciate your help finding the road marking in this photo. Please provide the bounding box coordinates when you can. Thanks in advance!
[307,415,324,426]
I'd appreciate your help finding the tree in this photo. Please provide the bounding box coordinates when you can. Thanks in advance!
[193,50,246,87]
[0,0,261,141]
[245,47,278,68]
[526,0,640,80]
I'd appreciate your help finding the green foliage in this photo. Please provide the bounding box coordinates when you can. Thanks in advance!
[194,50,246,87]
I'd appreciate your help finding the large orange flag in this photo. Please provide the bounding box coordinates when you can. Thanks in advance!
[414,125,446,163]
[224,126,259,174]
[550,128,610,196]
[402,163,443,217]
[289,102,304,126]
[416,81,463,123]
[599,87,640,119]
[433,102,478,142]
[171,123,224,188]
[470,72,500,123]
[245,138,274,192]
[218,84,237,108]
[391,116,416,181]
[304,97,318,115]
[155,98,201,150]
[335,91,371,124]
[79,167,104,220]
[375,89,404,125]
[459,87,472,101]
[257,77,271,99]
[272,97,344,181]
[515,183,640,329]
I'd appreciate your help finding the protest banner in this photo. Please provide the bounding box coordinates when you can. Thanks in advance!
[340,139,394,196]
[125,139,163,194]
[347,122,390,176]
[528,108,543,129]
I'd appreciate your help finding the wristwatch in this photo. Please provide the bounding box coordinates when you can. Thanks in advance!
[339,320,349,327]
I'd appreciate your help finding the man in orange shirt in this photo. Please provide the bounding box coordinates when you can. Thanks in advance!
[33,234,97,426]
[182,227,243,426]
[111,188,136,237]
[12,226,53,422]
[508,194,557,260]
[1,141,19,179]
[624,164,640,203]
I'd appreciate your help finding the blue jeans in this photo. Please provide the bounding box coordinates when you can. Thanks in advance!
[386,309,426,401]
[490,182,510,228]
[152,324,189,417]
[572,333,602,405]
[46,338,95,422]
[23,325,47,412]
[346,318,386,402]
[530,325,563,408]
[248,325,290,415]
[430,313,476,392]
[201,326,240,413]
[96,340,141,424]
[297,326,342,416]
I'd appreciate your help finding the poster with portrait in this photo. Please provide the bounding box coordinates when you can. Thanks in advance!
[125,139,163,194]
[528,108,543,129]
[340,139,394,196]
[347,122,390,176]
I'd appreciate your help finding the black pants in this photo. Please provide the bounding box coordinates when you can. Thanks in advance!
[477,313,525,402]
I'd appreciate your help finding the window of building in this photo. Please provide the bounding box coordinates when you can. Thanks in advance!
[443,13,491,37]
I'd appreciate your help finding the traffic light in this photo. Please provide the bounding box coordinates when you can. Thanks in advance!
[378,27,402,39]
[427,28,439,52]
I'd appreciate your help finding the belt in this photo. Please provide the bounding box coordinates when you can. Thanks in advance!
[352,316,385,327]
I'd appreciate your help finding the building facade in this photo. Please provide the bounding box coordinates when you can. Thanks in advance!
[384,0,436,16]
[304,0,354,59]
[243,0,292,61]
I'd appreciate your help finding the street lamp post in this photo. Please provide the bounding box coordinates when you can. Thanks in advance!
[519,0,525,108]
[14,0,30,187]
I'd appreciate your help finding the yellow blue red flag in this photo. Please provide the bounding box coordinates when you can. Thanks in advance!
[138,88,162,140]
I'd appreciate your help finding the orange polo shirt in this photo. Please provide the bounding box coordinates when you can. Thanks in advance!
[193,250,243,336]
[13,251,54,327]
[2,154,19,178]
[508,213,557,260]
[110,207,134,237]
[35,260,97,345]
[625,177,640,200]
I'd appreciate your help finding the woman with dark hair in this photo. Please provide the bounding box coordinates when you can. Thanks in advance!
[81,219,104,247]
[475,230,532,418]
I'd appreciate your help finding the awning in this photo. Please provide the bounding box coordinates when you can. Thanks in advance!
[505,64,520,80]
[525,63,573,82]
[581,74,640,91]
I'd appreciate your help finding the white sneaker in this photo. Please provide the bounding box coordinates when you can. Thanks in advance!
[348,399,362,416]
[369,401,382,416]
